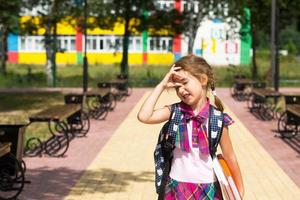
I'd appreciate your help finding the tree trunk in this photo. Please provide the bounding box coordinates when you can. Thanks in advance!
[187,3,204,55]
[187,23,195,54]
[0,27,8,75]
[251,24,258,80]
[45,21,53,85]
[120,10,130,77]
[52,21,57,87]
[252,43,257,80]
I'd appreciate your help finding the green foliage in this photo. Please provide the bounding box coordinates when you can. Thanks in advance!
[0,0,20,33]
[280,26,300,55]
[0,0,21,74]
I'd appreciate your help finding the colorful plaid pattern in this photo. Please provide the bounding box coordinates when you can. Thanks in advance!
[173,101,234,153]
[179,101,210,155]
[165,176,223,200]
[223,113,234,127]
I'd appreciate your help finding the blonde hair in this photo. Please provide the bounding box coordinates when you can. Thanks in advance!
[174,54,224,112]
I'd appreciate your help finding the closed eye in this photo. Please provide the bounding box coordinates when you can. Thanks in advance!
[174,85,180,91]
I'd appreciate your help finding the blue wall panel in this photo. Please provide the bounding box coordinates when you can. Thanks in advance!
[8,33,18,51]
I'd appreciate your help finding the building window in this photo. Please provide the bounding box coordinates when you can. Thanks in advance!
[136,38,141,51]
[19,35,78,52]
[70,38,76,50]
[99,39,104,50]
[105,38,112,50]
[148,37,173,52]
[87,36,97,51]
[20,38,26,50]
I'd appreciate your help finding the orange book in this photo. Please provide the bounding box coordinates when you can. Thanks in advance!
[213,154,241,200]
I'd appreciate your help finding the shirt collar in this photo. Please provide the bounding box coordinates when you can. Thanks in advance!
[179,98,210,119]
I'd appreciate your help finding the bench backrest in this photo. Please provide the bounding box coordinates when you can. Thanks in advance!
[64,94,83,104]
[285,95,300,105]
[253,82,266,89]
[0,142,11,158]
[98,82,112,88]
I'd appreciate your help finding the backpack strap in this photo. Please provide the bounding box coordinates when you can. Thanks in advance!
[208,105,224,157]
[157,103,181,200]
[166,103,181,144]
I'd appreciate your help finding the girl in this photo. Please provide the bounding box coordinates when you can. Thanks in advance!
[137,55,244,199]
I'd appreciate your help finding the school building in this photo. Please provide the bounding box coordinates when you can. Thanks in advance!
[7,0,251,66]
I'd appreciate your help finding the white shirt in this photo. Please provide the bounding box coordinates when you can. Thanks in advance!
[169,120,216,183]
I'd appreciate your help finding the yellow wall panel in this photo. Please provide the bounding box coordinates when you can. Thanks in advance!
[56,53,77,64]
[19,53,46,64]
[20,16,145,36]
[88,22,124,35]
[21,16,76,35]
[86,53,122,64]
[20,16,46,35]
[147,54,174,65]
[86,53,143,65]
[18,52,174,65]
[128,54,143,65]
[57,21,77,35]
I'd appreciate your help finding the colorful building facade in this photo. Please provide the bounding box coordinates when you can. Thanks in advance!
[7,0,251,66]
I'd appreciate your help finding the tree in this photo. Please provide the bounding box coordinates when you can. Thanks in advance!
[21,0,75,86]
[244,1,271,80]
[0,0,20,75]
[241,0,300,81]
[88,0,182,77]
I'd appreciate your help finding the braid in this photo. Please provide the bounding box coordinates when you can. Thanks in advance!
[211,84,224,112]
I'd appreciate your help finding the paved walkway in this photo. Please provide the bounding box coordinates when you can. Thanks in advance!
[15,88,300,200]
[20,89,146,200]
[61,88,300,200]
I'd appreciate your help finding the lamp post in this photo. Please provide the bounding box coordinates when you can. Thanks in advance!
[271,0,279,91]
[83,0,88,94]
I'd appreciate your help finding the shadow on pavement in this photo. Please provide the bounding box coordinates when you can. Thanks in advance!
[19,167,153,200]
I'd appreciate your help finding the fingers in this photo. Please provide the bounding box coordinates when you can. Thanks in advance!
[172,72,187,83]
[174,82,183,87]
[170,64,181,72]
[166,82,183,89]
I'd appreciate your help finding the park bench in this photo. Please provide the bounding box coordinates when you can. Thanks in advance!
[98,75,132,102]
[277,94,300,138]
[248,88,281,120]
[0,141,26,200]
[231,75,266,101]
[27,104,82,157]
[0,115,28,165]
[230,78,257,101]
[65,87,112,120]
[0,142,11,157]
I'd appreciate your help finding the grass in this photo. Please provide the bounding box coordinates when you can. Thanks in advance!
[1,54,299,88]
[0,92,65,145]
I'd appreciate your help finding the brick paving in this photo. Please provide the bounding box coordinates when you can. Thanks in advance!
[14,87,300,200]
[19,88,146,200]
[64,88,300,200]
[218,88,300,187]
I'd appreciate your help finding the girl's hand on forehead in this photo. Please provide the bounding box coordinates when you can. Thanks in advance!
[159,64,184,89]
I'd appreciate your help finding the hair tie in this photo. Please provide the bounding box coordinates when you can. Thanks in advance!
[212,90,217,96]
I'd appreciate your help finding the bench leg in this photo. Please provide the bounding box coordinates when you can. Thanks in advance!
[277,112,298,138]
[0,153,25,200]
[44,121,70,157]
[24,137,43,157]
[69,111,90,137]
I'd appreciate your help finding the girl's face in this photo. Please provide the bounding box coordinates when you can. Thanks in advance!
[173,70,208,107]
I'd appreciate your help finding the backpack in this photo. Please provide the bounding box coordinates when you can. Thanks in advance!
[153,103,224,199]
